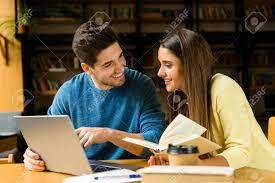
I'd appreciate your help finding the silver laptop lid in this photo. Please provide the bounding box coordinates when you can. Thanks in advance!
[14,115,92,175]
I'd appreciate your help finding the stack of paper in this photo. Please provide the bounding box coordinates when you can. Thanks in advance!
[62,169,141,183]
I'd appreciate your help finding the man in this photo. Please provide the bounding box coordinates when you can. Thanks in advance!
[23,20,166,171]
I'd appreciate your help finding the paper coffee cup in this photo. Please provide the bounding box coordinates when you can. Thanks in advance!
[167,144,199,166]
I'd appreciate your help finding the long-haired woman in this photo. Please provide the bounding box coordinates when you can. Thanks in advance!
[148,27,275,171]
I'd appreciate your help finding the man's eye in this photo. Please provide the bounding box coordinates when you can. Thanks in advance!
[105,63,112,68]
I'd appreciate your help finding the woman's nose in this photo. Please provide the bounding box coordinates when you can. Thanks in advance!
[157,67,165,77]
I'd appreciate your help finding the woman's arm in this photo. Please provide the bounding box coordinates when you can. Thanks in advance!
[213,77,254,169]
[197,156,229,166]
[148,154,229,166]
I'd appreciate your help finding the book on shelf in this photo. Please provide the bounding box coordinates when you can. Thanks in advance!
[246,5,274,18]
[112,7,135,19]
[213,52,241,67]
[32,79,61,93]
[249,51,275,67]
[32,4,83,22]
[251,73,275,87]
[141,8,162,19]
[123,114,221,155]
[141,8,183,19]
[199,5,234,20]
[32,55,80,71]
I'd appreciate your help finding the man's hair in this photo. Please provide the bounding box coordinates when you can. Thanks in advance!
[72,22,118,67]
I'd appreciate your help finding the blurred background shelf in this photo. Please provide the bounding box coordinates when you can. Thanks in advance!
[15,0,275,134]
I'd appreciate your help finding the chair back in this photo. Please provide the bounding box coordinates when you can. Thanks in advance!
[268,117,275,146]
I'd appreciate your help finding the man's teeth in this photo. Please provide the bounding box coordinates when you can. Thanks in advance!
[113,73,123,78]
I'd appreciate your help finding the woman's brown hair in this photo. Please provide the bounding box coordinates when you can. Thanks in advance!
[160,27,215,138]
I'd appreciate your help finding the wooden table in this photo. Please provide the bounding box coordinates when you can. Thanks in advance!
[1,159,275,183]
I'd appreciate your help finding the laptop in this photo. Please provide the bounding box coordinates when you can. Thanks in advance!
[14,115,141,175]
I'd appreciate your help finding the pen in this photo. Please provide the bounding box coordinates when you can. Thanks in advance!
[94,174,141,180]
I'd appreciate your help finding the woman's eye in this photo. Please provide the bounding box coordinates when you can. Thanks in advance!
[165,64,172,68]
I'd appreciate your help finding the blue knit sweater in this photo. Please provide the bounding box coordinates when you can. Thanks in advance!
[48,68,166,160]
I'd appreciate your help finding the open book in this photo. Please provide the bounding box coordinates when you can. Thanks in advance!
[123,114,221,155]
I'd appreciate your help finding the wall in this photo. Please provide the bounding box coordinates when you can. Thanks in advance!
[0,0,24,112]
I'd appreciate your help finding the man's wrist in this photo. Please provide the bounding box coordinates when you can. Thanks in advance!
[104,128,116,142]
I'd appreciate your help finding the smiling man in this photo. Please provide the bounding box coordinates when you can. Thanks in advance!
[22,21,166,171]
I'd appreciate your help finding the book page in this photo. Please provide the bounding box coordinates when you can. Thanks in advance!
[159,114,206,144]
[123,114,220,154]
[177,136,221,155]
[123,137,161,151]
[159,134,200,149]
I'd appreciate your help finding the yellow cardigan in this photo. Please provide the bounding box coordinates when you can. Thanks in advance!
[210,73,275,171]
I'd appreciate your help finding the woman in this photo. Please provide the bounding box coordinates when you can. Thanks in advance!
[148,27,275,171]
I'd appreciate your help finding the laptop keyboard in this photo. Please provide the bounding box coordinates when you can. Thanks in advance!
[90,164,121,173]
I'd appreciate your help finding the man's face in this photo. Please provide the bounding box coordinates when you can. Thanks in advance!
[86,42,127,90]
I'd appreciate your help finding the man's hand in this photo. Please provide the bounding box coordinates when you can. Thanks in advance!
[75,127,111,148]
[23,147,45,171]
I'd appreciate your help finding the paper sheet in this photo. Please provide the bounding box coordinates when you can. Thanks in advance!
[160,114,206,144]
[63,169,141,183]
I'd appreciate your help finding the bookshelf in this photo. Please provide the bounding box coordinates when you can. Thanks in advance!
[244,0,275,33]
[16,0,275,133]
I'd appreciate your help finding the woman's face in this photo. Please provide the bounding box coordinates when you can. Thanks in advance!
[157,46,185,92]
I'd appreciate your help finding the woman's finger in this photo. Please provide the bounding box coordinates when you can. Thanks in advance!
[148,156,155,166]
[160,156,169,165]
[155,156,161,165]
[159,157,166,165]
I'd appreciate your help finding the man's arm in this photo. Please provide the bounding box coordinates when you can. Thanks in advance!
[138,78,166,146]
[76,127,144,156]
[76,77,166,157]
[109,78,166,157]
[108,130,144,156]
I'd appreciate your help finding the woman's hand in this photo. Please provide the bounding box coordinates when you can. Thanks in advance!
[148,154,169,166]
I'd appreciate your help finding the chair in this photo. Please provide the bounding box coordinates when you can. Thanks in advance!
[268,117,275,146]
[0,112,21,162]
[0,154,14,164]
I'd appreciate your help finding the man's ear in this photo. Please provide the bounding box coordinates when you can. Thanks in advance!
[81,63,93,75]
